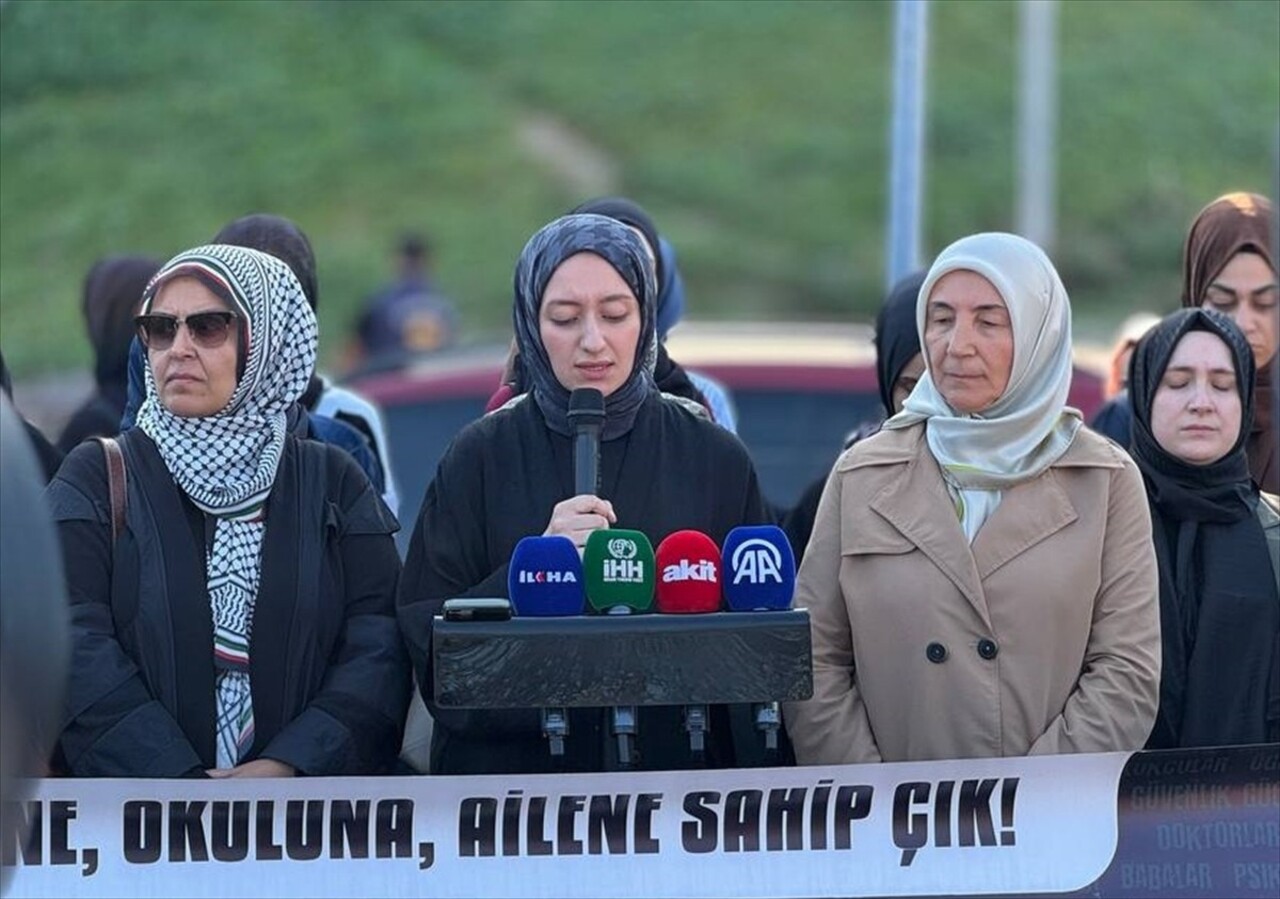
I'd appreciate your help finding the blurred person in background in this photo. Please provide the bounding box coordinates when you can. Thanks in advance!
[1090,311,1160,447]
[784,233,1161,764]
[1104,313,1163,401]
[1090,192,1278,492]
[783,270,926,563]
[398,214,768,775]
[486,197,739,432]
[1183,193,1278,492]
[0,350,63,483]
[0,393,69,891]
[1128,308,1279,748]
[570,197,738,432]
[214,213,400,518]
[351,233,459,368]
[48,244,408,777]
[57,255,161,452]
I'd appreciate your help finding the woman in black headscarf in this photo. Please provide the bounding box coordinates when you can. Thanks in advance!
[58,255,161,452]
[782,270,926,561]
[1129,307,1280,748]
[398,214,768,775]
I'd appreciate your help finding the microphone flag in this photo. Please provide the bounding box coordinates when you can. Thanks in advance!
[508,535,586,616]
[584,528,655,613]
[721,525,796,611]
[655,530,722,613]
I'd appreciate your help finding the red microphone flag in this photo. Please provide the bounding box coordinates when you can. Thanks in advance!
[654,530,722,613]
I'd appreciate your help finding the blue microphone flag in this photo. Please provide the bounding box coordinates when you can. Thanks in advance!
[721,525,796,611]
[508,535,586,616]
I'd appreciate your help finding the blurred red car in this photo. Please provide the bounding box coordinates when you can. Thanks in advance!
[345,322,1105,550]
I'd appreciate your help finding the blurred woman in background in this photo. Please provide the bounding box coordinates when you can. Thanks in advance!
[1180,193,1277,493]
[1128,308,1279,748]
[48,244,408,777]
[57,255,160,452]
[785,232,1161,764]
[783,269,926,563]
[1090,311,1160,448]
[1089,192,1277,490]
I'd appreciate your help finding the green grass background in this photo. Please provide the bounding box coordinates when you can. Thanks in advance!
[1,0,1277,377]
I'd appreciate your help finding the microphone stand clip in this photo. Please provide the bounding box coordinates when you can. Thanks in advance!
[755,701,781,752]
[611,705,638,769]
[683,704,709,757]
[542,707,569,757]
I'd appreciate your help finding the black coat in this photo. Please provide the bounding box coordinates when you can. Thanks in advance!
[1090,391,1133,449]
[398,392,771,774]
[57,384,126,454]
[47,429,409,776]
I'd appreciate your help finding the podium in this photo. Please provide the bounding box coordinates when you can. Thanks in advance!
[432,609,812,708]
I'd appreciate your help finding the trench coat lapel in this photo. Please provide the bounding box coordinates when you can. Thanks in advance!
[868,450,990,626]
[971,468,1078,581]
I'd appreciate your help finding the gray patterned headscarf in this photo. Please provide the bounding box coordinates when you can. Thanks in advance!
[136,243,317,768]
[513,214,658,440]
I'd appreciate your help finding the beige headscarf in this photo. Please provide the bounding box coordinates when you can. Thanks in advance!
[884,232,1083,541]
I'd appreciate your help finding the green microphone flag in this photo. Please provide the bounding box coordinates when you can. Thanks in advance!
[583,528,655,613]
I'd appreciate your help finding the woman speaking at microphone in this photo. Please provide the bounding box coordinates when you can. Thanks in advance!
[398,214,768,775]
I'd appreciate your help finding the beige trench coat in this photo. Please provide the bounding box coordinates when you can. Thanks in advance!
[784,422,1160,764]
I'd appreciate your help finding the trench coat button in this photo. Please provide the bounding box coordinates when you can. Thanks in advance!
[977,638,999,660]
[926,642,947,663]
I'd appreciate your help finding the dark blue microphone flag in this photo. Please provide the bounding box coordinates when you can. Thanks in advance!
[508,535,586,616]
[721,525,796,611]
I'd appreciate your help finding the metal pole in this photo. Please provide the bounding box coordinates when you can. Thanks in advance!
[885,0,929,289]
[1016,0,1058,252]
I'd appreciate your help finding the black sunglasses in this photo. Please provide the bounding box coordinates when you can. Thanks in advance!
[136,311,238,351]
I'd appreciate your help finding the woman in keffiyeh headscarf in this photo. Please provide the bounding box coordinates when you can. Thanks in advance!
[785,232,1162,764]
[398,214,769,776]
[47,243,409,778]
[1128,308,1280,748]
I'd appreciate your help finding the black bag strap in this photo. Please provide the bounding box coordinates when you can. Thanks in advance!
[92,436,127,543]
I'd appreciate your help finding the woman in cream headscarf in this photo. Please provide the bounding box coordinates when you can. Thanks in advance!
[784,233,1162,764]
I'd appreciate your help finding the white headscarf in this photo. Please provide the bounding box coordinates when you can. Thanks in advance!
[883,232,1082,542]
[137,243,318,767]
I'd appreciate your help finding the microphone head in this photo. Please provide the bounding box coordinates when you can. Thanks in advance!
[583,529,655,614]
[655,530,722,613]
[567,387,606,426]
[507,535,585,616]
[721,525,796,611]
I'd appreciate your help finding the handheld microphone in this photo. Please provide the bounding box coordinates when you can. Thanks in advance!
[583,527,654,769]
[567,388,605,496]
[721,525,797,612]
[654,530,722,614]
[584,529,655,614]
[507,535,585,616]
